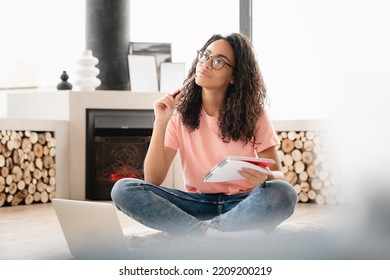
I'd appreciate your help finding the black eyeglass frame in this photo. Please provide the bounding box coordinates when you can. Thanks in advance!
[196,50,234,70]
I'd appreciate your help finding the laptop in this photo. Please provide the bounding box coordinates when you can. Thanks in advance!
[52,198,133,259]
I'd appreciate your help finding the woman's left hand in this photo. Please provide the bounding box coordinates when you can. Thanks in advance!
[238,167,270,185]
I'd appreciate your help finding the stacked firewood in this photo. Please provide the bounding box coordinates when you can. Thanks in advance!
[0,130,56,207]
[277,130,345,205]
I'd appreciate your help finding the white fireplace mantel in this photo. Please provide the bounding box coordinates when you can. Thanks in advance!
[68,91,181,199]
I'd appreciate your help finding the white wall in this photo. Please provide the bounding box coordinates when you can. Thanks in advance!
[253,1,335,120]
[253,0,390,122]
[330,0,390,189]
[0,0,85,89]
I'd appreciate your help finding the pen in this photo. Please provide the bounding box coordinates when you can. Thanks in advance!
[173,74,196,98]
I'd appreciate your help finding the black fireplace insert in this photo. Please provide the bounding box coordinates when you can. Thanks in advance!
[86,109,154,200]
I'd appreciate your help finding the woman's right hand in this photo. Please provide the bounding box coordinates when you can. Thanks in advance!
[153,90,182,121]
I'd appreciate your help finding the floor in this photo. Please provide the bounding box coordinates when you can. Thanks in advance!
[0,201,346,260]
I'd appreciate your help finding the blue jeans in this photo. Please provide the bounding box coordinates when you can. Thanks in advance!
[111,178,297,236]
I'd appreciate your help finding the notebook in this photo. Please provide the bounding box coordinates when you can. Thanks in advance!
[52,198,132,259]
[203,155,275,182]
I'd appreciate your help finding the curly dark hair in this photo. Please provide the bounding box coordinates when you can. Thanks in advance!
[177,33,267,144]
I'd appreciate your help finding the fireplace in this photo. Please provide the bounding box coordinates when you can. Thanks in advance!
[86,109,154,200]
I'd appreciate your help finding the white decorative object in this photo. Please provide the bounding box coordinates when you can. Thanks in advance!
[74,50,101,91]
[128,55,158,92]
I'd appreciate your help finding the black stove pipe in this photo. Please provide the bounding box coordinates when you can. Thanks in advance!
[86,0,130,90]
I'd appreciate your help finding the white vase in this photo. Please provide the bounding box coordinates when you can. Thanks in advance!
[74,50,101,91]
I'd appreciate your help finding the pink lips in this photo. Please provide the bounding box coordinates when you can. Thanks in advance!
[196,70,208,78]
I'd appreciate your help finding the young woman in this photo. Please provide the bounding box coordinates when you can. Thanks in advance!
[111,33,297,237]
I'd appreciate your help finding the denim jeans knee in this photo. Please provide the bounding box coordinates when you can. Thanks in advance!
[265,179,298,217]
[110,178,210,235]
[111,178,142,201]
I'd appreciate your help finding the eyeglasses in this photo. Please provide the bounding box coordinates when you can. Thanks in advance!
[197,50,234,70]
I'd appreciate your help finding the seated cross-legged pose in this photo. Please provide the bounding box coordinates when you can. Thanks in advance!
[111,32,297,238]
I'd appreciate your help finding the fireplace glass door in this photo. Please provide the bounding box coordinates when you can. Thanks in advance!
[86,109,153,200]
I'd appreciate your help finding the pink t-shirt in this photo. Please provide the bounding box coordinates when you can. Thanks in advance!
[165,108,280,195]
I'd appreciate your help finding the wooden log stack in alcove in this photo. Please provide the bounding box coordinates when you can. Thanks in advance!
[276,130,345,205]
[0,130,56,207]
